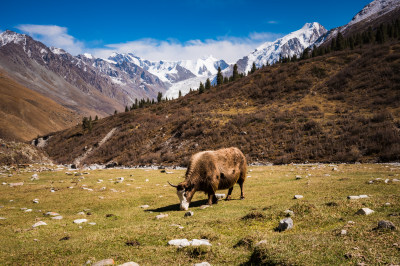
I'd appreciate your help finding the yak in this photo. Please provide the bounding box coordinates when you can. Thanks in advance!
[168,147,247,210]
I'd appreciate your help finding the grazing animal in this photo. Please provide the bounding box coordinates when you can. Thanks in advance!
[168,147,247,210]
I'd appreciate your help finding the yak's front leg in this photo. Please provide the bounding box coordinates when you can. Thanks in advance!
[207,193,218,205]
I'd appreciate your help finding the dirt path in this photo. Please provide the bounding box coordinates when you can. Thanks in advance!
[73,127,118,167]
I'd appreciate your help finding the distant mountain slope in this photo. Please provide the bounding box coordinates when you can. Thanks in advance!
[316,0,400,46]
[0,71,79,141]
[0,30,168,117]
[40,39,400,166]
[231,22,327,74]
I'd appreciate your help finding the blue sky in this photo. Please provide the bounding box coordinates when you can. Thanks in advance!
[2,0,372,62]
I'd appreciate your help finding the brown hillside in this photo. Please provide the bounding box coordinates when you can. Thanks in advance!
[43,41,400,165]
[0,71,80,142]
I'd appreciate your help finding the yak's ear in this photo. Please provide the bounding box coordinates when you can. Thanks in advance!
[177,184,184,191]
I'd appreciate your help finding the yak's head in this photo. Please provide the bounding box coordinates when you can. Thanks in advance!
[168,181,193,211]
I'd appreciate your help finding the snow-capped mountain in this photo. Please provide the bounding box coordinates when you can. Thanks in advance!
[106,53,229,98]
[232,22,327,74]
[316,0,400,46]
[0,30,168,116]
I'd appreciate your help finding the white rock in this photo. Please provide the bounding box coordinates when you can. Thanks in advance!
[347,196,360,200]
[52,216,63,220]
[393,178,399,182]
[215,194,225,200]
[168,239,191,248]
[156,213,168,220]
[0,217,6,220]
[190,239,212,246]
[31,174,39,181]
[356,208,374,215]
[385,202,391,206]
[277,217,293,231]
[9,182,23,187]
[194,262,210,266]
[145,179,149,182]
[294,195,303,199]
[284,210,294,216]
[50,189,55,193]
[32,199,39,204]
[359,195,369,198]
[255,240,268,246]
[341,229,347,235]
[119,262,139,266]
[77,212,85,215]
[24,209,33,212]
[32,221,47,227]
[170,224,184,229]
[44,212,60,216]
[140,205,150,209]
[92,259,114,266]
[200,205,211,209]
[73,219,88,224]
[88,222,96,225]
[385,179,390,183]
[295,175,302,179]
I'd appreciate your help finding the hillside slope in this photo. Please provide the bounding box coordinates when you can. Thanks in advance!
[42,40,400,166]
[0,71,79,141]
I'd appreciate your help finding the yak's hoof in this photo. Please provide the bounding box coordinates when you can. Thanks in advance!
[240,196,245,200]
[225,196,232,201]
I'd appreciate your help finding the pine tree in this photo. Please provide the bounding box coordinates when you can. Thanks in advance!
[232,64,239,81]
[157,92,163,103]
[125,106,129,112]
[336,32,345,50]
[216,67,223,86]
[95,115,98,121]
[198,82,205,94]
[82,117,88,132]
[250,62,257,74]
[178,90,182,98]
[114,110,117,115]
[223,76,229,84]
[205,78,211,90]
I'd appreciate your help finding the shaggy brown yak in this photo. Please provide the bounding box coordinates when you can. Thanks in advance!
[168,147,247,210]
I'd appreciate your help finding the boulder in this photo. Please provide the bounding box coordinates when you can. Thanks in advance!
[356,208,374,215]
[168,239,191,248]
[277,217,293,231]
[377,220,396,230]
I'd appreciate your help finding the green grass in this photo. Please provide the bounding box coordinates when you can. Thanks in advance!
[0,164,399,265]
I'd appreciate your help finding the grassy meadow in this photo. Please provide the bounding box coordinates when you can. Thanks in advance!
[0,164,399,265]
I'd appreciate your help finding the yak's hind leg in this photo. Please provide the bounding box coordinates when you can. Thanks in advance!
[238,179,245,199]
[225,187,233,201]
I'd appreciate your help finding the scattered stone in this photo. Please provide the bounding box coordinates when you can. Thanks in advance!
[66,172,73,175]
[200,205,211,209]
[9,182,24,187]
[385,179,390,184]
[255,240,268,246]
[73,219,88,224]
[140,205,149,209]
[184,211,194,217]
[284,210,294,217]
[347,196,360,200]
[215,194,225,200]
[194,262,210,266]
[88,222,96,225]
[168,239,211,248]
[377,220,396,230]
[277,217,293,232]
[356,208,374,215]
[168,239,191,248]
[31,174,39,181]
[32,199,39,204]
[367,180,374,184]
[385,202,391,206]
[341,229,347,235]
[359,195,369,199]
[59,236,70,241]
[348,221,355,224]
[119,262,139,266]
[32,221,47,227]
[24,209,33,212]
[294,195,303,199]
[97,179,103,183]
[50,188,55,193]
[295,175,302,180]
[99,196,105,199]
[52,216,63,220]
[74,173,82,176]
[0,217,6,220]
[44,212,60,216]
[156,213,168,220]
[170,224,184,229]
[393,178,400,182]
[92,259,115,266]
[77,211,85,215]
[332,167,338,171]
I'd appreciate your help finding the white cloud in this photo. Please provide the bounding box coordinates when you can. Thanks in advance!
[90,33,283,63]
[15,24,283,63]
[16,24,84,55]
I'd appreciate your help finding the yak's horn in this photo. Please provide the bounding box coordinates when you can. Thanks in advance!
[167,181,178,188]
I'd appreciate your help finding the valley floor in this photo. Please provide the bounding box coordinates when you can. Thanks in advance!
[0,164,399,265]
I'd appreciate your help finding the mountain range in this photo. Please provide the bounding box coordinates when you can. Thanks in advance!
[0,0,398,143]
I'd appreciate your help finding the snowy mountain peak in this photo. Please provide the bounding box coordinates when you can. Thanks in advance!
[235,22,327,74]
[348,0,400,26]
[0,30,27,47]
